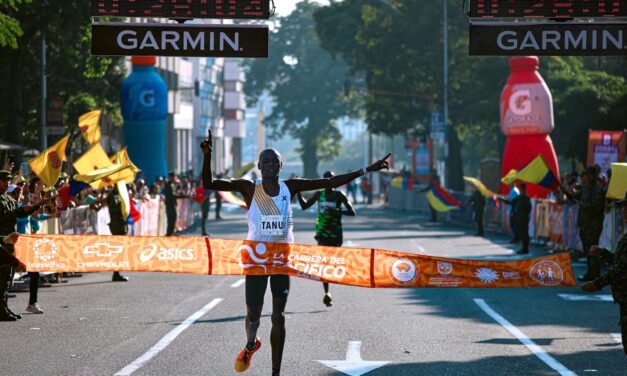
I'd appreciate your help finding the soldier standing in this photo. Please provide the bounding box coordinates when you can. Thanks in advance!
[0,170,51,321]
[581,195,627,355]
[468,189,486,237]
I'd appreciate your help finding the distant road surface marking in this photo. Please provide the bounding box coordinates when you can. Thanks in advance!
[474,298,576,376]
[230,278,246,288]
[115,298,224,376]
[611,333,622,344]
[558,294,612,302]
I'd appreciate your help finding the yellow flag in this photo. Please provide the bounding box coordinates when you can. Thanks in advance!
[78,110,102,144]
[607,163,627,200]
[108,148,140,184]
[27,135,70,187]
[73,143,114,188]
[463,177,496,197]
[73,164,131,185]
[117,181,130,220]
[235,162,255,178]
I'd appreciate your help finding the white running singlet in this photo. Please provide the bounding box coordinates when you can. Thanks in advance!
[246,180,294,244]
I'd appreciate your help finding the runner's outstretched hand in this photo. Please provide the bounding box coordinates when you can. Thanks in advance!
[200,129,213,155]
[366,153,392,172]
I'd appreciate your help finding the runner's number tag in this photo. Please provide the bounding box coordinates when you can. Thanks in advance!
[259,215,287,236]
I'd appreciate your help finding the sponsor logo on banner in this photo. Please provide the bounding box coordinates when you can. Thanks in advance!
[287,253,347,281]
[529,260,564,286]
[139,244,195,263]
[502,271,521,280]
[83,243,124,257]
[30,238,66,269]
[33,238,58,262]
[475,267,499,283]
[437,261,453,275]
[387,258,419,286]
[239,242,286,272]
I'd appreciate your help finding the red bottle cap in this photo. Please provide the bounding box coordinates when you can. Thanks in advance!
[508,56,539,72]
[131,56,157,66]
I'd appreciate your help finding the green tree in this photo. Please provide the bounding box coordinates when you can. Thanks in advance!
[244,1,353,178]
[0,0,124,153]
[0,0,30,49]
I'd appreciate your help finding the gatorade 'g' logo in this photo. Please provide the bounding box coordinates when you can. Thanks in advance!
[388,258,419,286]
[48,151,61,169]
[509,90,531,116]
[139,89,155,107]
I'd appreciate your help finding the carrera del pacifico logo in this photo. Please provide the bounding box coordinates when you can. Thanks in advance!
[529,260,564,286]
[387,258,419,286]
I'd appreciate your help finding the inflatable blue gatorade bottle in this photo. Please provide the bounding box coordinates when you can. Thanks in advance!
[121,56,168,185]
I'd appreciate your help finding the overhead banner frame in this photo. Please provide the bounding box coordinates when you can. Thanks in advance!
[91,0,271,19]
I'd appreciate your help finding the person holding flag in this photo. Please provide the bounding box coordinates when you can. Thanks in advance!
[499,183,532,254]
[200,129,390,376]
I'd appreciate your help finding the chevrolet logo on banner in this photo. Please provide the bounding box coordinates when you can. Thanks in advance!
[91,23,268,58]
[470,22,626,56]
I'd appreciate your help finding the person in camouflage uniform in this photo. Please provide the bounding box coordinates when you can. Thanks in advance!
[572,167,606,281]
[0,170,51,321]
[581,195,627,355]
[296,171,355,307]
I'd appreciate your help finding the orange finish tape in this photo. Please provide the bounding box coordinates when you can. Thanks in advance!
[14,234,575,288]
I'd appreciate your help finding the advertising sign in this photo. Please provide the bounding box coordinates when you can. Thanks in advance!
[469,0,626,18]
[92,23,269,58]
[470,22,626,56]
[587,130,626,173]
[91,0,270,19]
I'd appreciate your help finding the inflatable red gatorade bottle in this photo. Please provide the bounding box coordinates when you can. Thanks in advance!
[500,56,560,198]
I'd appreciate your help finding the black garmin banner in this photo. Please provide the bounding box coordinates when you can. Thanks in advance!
[91,23,268,57]
[470,22,626,56]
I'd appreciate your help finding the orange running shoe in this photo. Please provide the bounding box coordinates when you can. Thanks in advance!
[234,337,261,372]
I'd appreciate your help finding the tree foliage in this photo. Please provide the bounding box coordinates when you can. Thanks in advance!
[244,1,352,178]
[314,0,626,187]
[0,0,125,152]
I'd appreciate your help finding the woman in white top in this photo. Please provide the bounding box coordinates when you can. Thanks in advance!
[200,129,390,376]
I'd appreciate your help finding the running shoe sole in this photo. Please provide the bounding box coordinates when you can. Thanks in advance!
[234,337,261,372]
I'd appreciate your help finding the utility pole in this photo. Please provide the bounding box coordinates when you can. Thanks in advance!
[40,33,47,150]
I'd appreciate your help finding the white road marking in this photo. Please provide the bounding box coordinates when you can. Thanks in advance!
[230,278,246,288]
[344,240,359,247]
[611,333,622,344]
[474,299,576,376]
[318,341,389,376]
[558,294,612,302]
[114,298,224,376]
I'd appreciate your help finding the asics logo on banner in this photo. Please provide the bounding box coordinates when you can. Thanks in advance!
[509,90,532,116]
[140,89,155,107]
[139,244,194,263]
[239,243,270,271]
[33,238,58,262]
[83,243,124,257]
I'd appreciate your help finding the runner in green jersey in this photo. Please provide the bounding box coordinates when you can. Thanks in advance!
[296,171,355,307]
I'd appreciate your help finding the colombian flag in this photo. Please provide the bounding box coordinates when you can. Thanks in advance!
[426,180,463,212]
[501,155,559,190]
[78,110,102,145]
[463,177,496,197]
[28,135,70,187]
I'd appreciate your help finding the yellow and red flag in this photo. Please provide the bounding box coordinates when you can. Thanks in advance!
[27,135,70,187]
[73,143,115,188]
[78,110,102,145]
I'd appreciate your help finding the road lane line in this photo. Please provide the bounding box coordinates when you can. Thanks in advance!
[558,294,612,302]
[230,278,246,288]
[115,298,224,376]
[611,333,622,344]
[474,299,576,376]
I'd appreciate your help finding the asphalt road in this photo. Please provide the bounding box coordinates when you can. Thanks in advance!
[2,206,625,376]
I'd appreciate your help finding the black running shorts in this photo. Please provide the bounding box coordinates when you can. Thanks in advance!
[245,274,290,307]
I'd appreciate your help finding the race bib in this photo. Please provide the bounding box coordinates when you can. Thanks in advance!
[259,215,287,236]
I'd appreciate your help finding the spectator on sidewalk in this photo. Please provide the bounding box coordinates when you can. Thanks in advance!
[581,194,627,355]
[468,189,486,237]
[165,172,189,236]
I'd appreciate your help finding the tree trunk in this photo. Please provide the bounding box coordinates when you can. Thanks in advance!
[446,125,464,191]
[301,137,318,178]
